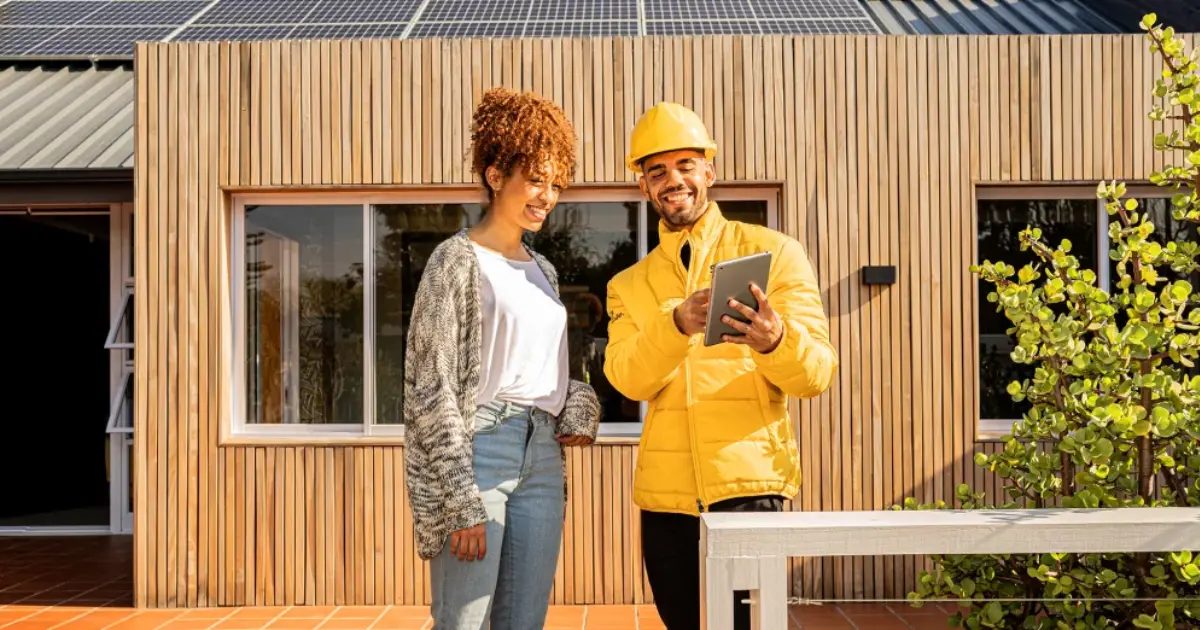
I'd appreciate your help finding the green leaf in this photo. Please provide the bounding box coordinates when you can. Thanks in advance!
[985,601,1004,625]
[1171,280,1192,302]
[1142,13,1158,29]
[1133,614,1160,630]
[1171,551,1193,564]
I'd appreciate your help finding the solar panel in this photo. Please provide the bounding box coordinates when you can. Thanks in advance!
[85,1,211,26]
[193,0,320,25]
[171,25,296,41]
[407,21,525,39]
[28,25,174,55]
[758,18,880,33]
[304,0,421,25]
[0,25,61,54]
[643,0,755,21]
[290,23,406,40]
[645,20,762,35]
[753,0,875,20]
[0,1,107,26]
[523,21,638,37]
[527,0,638,22]
[418,0,529,23]
[0,0,889,58]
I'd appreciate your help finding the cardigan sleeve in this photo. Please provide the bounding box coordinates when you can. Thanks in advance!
[403,246,489,538]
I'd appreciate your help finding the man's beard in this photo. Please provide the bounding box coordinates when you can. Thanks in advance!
[651,187,708,228]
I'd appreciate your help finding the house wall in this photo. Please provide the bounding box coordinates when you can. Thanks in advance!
[133,33,1174,608]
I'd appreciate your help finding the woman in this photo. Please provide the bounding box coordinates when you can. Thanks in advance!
[403,87,600,630]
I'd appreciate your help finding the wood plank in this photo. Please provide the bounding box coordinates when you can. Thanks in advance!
[184,40,200,609]
[164,41,180,607]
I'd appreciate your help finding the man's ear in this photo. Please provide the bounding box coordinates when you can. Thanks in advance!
[637,175,650,199]
[703,160,716,187]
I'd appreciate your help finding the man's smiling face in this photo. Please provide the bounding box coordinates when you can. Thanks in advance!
[638,149,716,230]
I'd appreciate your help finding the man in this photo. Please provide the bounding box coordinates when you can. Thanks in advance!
[603,102,838,630]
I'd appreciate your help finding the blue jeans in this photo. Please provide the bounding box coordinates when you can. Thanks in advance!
[430,401,565,630]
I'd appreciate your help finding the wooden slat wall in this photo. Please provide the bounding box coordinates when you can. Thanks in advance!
[134,33,1171,607]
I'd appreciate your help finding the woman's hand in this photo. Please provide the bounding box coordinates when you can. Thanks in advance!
[557,434,594,447]
[448,523,487,561]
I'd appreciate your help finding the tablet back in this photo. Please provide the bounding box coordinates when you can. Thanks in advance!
[703,250,772,347]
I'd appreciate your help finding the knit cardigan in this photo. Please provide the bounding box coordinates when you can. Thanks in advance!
[403,229,601,561]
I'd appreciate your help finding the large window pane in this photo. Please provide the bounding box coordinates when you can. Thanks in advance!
[373,202,640,425]
[527,202,640,424]
[373,203,483,425]
[977,199,1097,420]
[244,205,364,425]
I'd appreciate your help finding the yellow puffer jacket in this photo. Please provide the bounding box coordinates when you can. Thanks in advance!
[603,202,838,515]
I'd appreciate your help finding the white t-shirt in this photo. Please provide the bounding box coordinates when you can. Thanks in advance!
[471,242,569,416]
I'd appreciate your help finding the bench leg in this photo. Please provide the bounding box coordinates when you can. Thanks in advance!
[751,557,788,630]
[701,556,735,630]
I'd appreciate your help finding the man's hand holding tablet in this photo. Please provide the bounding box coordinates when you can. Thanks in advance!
[702,251,782,353]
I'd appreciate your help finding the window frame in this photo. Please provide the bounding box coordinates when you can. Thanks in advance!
[226,186,780,444]
[975,184,1173,441]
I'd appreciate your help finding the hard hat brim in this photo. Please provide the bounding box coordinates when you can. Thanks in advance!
[626,145,718,174]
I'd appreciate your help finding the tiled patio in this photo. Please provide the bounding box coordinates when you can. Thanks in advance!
[0,538,957,629]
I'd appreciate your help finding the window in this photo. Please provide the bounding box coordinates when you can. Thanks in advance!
[976,186,1176,438]
[230,189,777,441]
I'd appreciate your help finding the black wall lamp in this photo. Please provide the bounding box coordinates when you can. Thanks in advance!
[861,265,896,286]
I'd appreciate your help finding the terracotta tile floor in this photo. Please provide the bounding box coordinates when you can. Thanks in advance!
[0,538,957,629]
[0,604,961,630]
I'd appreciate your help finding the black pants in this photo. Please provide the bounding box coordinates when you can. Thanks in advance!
[641,495,785,630]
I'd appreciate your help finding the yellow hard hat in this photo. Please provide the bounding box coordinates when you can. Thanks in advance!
[626,102,718,173]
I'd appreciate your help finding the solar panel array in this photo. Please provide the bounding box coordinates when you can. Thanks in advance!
[0,0,881,58]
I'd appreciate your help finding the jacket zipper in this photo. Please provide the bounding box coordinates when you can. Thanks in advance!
[681,233,708,514]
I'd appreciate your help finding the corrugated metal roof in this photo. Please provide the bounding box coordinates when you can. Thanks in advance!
[0,64,134,170]
[862,0,1127,35]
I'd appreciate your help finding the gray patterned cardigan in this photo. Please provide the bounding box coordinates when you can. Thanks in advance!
[403,229,601,561]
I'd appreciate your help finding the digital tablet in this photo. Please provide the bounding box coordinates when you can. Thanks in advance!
[703,250,772,347]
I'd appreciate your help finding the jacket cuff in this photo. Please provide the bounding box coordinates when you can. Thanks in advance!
[557,379,601,439]
[443,493,489,534]
[753,317,805,367]
[645,299,697,357]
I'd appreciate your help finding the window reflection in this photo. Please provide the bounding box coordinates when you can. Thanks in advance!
[244,205,364,425]
[976,199,1097,420]
[372,201,641,425]
[526,202,641,424]
[373,203,483,425]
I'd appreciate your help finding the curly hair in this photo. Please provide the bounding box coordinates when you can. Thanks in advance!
[470,87,577,201]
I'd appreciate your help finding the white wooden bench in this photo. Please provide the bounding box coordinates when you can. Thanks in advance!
[699,508,1200,630]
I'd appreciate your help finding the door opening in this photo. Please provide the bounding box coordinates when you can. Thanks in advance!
[0,211,112,530]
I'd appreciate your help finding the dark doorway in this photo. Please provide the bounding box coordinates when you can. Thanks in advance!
[0,213,111,528]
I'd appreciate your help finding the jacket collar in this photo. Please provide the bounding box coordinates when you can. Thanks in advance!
[655,200,726,253]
